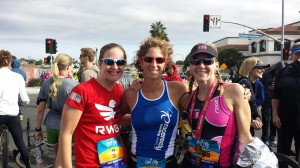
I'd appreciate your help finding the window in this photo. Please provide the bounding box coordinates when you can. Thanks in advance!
[251,42,257,53]
[274,39,291,51]
[259,40,266,52]
[274,41,281,51]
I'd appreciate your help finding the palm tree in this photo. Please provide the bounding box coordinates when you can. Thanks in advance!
[149,21,169,41]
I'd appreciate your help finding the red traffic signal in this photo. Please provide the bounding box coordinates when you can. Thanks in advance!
[45,38,57,54]
[46,38,52,53]
[282,48,290,60]
[203,15,210,32]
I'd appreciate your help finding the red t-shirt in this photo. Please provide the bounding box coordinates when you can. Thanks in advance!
[65,78,124,167]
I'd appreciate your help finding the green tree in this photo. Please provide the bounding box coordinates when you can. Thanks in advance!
[218,48,243,72]
[149,21,169,41]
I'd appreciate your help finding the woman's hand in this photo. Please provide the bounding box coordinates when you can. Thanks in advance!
[130,79,143,91]
[251,118,263,130]
[35,130,44,141]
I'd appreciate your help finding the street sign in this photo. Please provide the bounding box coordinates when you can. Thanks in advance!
[239,33,262,39]
[220,63,227,70]
[209,15,221,29]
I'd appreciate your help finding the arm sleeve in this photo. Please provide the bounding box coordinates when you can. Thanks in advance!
[255,81,264,106]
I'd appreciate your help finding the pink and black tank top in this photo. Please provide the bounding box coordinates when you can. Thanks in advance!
[187,89,237,167]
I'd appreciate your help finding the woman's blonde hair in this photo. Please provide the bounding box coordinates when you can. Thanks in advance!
[238,57,260,78]
[49,53,73,99]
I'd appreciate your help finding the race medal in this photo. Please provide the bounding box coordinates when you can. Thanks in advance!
[193,142,203,166]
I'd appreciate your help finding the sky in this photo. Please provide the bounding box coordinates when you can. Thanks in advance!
[0,0,299,64]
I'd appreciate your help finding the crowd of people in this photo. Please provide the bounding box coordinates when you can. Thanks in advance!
[1,41,299,168]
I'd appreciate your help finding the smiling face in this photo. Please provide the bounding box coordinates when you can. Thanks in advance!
[249,66,265,80]
[98,47,125,83]
[140,47,167,80]
[189,54,218,84]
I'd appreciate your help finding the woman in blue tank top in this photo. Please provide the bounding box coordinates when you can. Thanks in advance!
[121,37,186,168]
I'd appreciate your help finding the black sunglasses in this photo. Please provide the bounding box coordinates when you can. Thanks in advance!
[143,57,166,64]
[101,58,126,66]
[252,66,265,70]
[189,57,215,66]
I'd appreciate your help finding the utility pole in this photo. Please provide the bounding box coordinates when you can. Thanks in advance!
[280,0,285,61]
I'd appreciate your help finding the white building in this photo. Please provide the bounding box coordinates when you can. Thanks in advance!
[214,21,300,65]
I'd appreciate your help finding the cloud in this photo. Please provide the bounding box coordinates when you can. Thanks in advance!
[0,0,299,62]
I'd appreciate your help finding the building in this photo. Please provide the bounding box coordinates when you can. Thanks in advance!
[214,21,300,65]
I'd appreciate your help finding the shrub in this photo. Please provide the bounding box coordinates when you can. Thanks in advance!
[27,78,42,87]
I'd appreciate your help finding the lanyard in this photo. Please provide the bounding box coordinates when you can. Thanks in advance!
[188,80,218,139]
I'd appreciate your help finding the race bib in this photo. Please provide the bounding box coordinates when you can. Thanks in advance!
[97,136,126,168]
[187,138,220,167]
[137,156,166,168]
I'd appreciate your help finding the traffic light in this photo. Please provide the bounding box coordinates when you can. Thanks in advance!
[51,39,57,54]
[283,48,290,60]
[43,57,48,64]
[203,15,210,32]
[45,38,52,53]
[45,38,57,54]
[46,56,51,64]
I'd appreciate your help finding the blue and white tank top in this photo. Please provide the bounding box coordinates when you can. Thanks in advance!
[131,80,179,158]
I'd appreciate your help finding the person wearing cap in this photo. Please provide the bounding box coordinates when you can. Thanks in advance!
[178,44,276,167]
[272,42,300,164]
[260,61,285,147]
[237,57,270,136]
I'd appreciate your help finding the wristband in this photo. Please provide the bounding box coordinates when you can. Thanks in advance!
[35,127,42,132]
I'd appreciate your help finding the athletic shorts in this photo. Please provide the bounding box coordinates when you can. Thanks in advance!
[46,128,60,145]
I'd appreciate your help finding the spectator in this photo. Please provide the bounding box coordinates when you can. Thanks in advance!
[260,61,284,147]
[77,47,100,83]
[163,62,183,81]
[11,58,27,119]
[0,50,31,168]
[35,53,78,157]
[237,57,270,136]
[273,42,300,165]
[40,71,46,82]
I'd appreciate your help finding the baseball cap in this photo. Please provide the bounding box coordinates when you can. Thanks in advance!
[291,42,300,54]
[188,43,218,59]
[255,60,271,69]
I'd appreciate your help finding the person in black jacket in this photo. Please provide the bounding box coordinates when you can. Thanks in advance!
[274,42,300,164]
[237,57,270,136]
[260,61,284,147]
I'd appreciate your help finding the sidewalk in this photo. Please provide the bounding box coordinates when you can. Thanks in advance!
[26,86,40,94]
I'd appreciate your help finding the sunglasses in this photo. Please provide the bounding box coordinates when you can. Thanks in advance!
[252,66,265,70]
[189,57,215,66]
[143,57,166,64]
[101,58,126,66]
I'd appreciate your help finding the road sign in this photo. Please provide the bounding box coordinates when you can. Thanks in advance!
[220,63,227,70]
[239,33,262,39]
[209,15,221,29]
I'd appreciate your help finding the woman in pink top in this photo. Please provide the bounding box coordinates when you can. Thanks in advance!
[178,43,253,167]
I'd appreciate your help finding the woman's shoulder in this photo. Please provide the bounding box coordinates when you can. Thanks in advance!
[223,82,244,97]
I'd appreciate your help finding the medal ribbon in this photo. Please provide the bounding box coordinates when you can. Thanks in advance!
[188,80,218,139]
